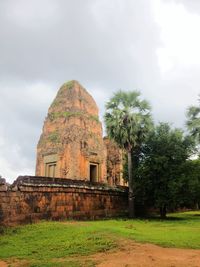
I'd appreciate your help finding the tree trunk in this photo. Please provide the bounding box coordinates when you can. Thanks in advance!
[128,151,135,218]
[160,205,167,219]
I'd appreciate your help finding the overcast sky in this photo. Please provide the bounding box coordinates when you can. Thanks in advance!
[1,0,200,182]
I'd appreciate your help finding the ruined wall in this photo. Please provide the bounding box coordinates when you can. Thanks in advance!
[104,138,126,186]
[0,176,128,226]
[36,80,107,182]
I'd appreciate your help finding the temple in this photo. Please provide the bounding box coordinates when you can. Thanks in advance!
[36,80,125,186]
[0,81,128,226]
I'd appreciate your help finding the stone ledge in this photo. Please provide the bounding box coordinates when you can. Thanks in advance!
[9,176,128,193]
[0,175,128,226]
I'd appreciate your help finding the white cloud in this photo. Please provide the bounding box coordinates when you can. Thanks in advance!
[0,156,34,183]
[153,0,200,74]
[4,0,60,29]
[0,81,56,182]
[1,0,200,182]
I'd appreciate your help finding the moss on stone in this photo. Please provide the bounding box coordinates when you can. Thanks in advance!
[48,131,60,143]
[59,80,75,93]
[49,111,83,121]
[89,115,99,123]
[50,99,62,108]
[50,81,76,102]
[64,80,75,89]
[48,111,99,123]
[38,137,47,146]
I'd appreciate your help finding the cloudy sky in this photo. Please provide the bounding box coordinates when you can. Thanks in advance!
[1,0,200,182]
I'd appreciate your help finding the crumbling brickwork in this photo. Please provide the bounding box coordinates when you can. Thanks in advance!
[1,81,130,226]
[0,176,128,226]
[36,80,107,183]
[104,138,126,186]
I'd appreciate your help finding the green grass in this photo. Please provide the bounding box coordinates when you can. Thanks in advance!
[0,211,200,266]
[93,211,200,249]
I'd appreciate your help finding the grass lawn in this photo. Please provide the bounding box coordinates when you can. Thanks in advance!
[0,211,200,266]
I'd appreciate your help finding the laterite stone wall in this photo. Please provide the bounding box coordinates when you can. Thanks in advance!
[0,176,128,226]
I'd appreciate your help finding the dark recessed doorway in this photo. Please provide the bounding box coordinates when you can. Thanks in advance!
[90,163,99,183]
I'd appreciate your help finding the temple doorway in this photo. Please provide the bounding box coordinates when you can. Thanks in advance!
[89,163,99,183]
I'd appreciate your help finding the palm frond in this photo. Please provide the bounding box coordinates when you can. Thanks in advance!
[104,90,152,151]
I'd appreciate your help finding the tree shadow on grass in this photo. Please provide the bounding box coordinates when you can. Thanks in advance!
[114,212,200,222]
[139,212,200,222]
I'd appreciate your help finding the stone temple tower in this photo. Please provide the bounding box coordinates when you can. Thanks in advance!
[36,80,107,183]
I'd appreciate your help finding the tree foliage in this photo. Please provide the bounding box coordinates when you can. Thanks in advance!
[105,92,200,218]
[179,160,200,209]
[186,99,200,143]
[105,91,152,151]
[104,90,152,217]
[134,123,195,218]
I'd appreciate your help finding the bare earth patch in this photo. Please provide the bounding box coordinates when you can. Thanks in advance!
[1,240,200,267]
[91,240,200,267]
[0,261,7,267]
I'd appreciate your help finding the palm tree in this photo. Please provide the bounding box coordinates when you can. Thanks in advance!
[187,100,200,142]
[104,90,152,218]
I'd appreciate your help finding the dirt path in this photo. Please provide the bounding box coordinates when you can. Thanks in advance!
[0,261,7,267]
[1,240,200,267]
[92,240,200,267]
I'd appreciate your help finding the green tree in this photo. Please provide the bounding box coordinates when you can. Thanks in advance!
[104,90,152,217]
[137,123,194,218]
[186,99,200,143]
[179,159,200,209]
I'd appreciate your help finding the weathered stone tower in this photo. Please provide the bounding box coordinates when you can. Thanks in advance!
[104,137,124,186]
[36,80,107,183]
